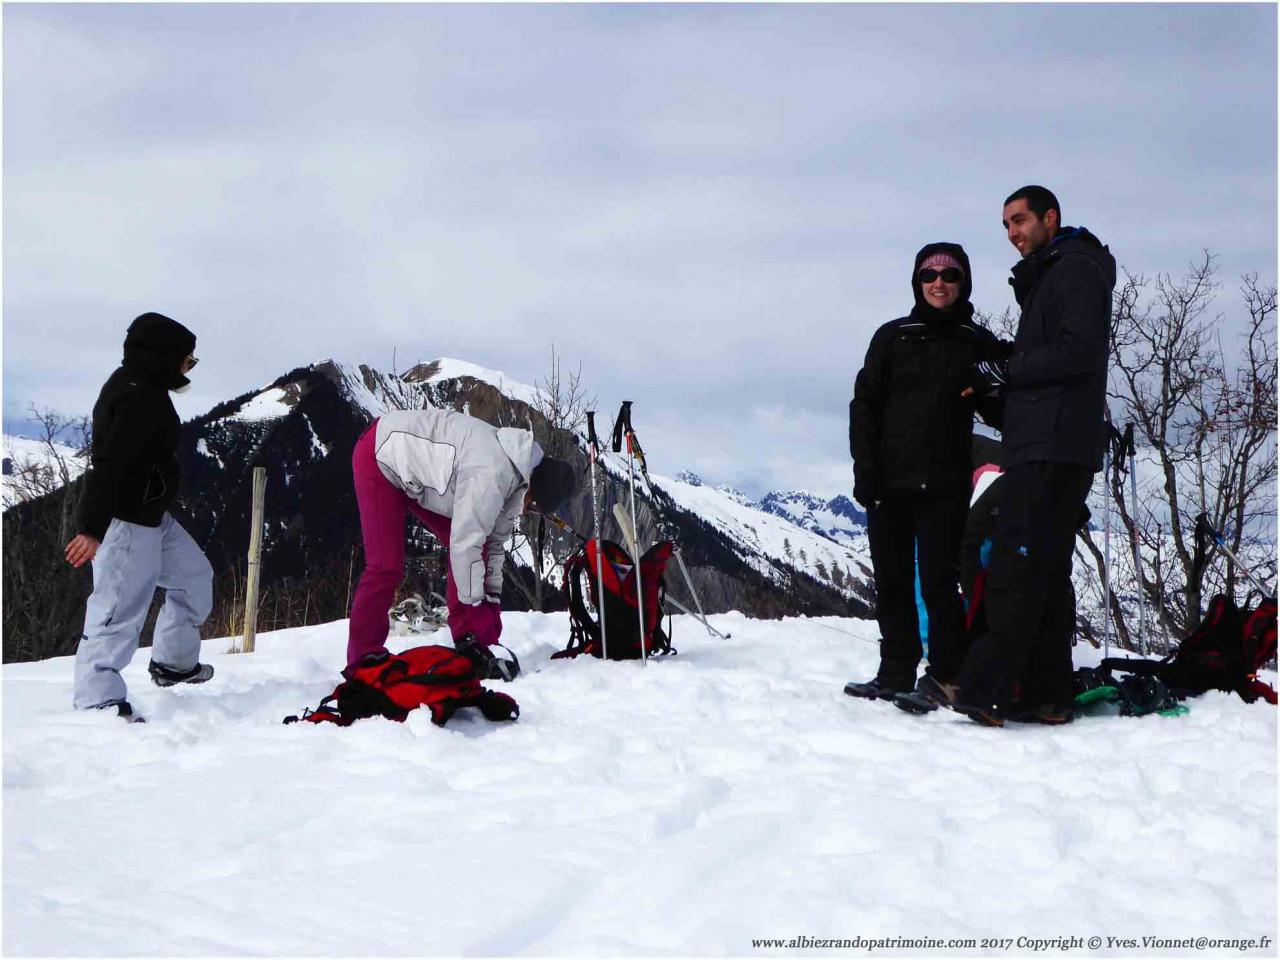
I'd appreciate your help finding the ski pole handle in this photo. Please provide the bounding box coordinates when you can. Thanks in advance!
[611,401,631,454]
[586,411,599,450]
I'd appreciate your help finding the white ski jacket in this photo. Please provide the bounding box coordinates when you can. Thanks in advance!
[373,410,542,606]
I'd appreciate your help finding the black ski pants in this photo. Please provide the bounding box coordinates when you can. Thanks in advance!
[957,461,1094,714]
[867,491,969,690]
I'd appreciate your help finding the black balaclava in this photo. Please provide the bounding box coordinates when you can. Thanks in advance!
[122,312,197,391]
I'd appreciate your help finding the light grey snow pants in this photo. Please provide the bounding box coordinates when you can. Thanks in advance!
[72,513,214,709]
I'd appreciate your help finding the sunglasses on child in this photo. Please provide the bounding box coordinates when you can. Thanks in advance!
[918,267,963,284]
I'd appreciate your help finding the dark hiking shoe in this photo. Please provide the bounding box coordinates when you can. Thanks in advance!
[455,633,521,682]
[892,674,958,714]
[148,660,215,688]
[99,700,146,724]
[843,678,905,701]
[919,674,959,707]
[892,690,938,714]
[953,698,1005,728]
[1009,703,1074,725]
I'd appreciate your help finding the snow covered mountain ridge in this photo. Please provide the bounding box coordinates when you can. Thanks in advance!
[675,471,867,550]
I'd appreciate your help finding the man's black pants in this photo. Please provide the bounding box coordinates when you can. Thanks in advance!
[867,491,969,690]
[957,461,1094,714]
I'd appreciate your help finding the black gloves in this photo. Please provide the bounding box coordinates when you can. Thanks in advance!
[455,633,521,682]
[963,358,1009,397]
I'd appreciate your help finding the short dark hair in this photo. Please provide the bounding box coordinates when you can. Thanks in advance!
[1004,185,1060,221]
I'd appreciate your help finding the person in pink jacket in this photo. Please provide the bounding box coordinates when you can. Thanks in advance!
[349,409,577,680]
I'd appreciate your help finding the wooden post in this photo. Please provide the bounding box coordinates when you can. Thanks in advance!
[239,467,267,654]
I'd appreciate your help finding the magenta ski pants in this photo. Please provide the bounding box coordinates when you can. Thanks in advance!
[347,423,502,667]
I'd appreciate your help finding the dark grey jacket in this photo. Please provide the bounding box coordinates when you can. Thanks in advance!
[1003,227,1116,470]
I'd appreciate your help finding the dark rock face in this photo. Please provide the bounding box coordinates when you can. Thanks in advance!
[3,360,868,663]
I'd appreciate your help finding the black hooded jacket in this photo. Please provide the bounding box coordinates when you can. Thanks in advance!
[77,313,197,539]
[1003,226,1116,470]
[849,243,1003,504]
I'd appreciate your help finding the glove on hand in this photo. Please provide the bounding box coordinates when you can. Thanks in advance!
[963,358,1009,397]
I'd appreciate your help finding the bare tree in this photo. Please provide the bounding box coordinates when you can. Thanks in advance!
[1075,252,1277,650]
[534,344,595,457]
[975,306,1018,341]
[3,405,90,510]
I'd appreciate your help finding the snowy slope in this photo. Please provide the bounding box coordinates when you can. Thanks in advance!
[649,472,871,596]
[2,434,87,509]
[6,615,1274,956]
[758,490,867,549]
[208,357,543,427]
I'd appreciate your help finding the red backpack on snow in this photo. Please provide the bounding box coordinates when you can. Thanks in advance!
[283,645,519,727]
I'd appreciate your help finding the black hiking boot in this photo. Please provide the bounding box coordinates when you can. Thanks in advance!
[1008,702,1074,725]
[843,677,905,701]
[893,674,958,714]
[99,700,146,724]
[455,633,521,682]
[952,695,1005,728]
[148,660,215,688]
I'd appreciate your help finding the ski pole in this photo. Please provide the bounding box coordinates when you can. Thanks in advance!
[671,550,730,640]
[1198,513,1277,598]
[1102,423,1114,659]
[1123,424,1147,655]
[609,400,723,641]
[612,401,647,665]
[586,411,610,661]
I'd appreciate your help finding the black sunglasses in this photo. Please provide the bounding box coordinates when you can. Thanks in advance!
[183,355,199,371]
[918,267,963,284]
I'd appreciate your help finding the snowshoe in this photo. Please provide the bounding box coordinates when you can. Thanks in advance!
[454,633,521,682]
[1116,675,1189,718]
[1072,667,1120,707]
[148,660,214,688]
[843,677,905,701]
[99,700,146,724]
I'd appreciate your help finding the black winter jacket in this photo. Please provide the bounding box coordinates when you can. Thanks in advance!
[849,243,1003,505]
[1003,227,1116,470]
[78,313,197,540]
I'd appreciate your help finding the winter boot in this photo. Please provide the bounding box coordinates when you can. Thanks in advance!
[149,660,215,687]
[454,633,521,682]
[843,677,905,701]
[1008,702,1073,725]
[893,674,958,714]
[99,700,146,724]
[952,694,1005,728]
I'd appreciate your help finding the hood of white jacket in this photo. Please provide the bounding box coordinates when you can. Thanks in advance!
[496,428,542,484]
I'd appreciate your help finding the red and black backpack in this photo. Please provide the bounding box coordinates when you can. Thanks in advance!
[553,538,675,661]
[284,645,519,727]
[1103,594,1277,704]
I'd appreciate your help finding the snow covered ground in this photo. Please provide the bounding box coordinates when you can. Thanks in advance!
[4,613,1276,956]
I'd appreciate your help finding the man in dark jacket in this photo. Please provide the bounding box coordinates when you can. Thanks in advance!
[67,312,215,721]
[845,242,1003,704]
[954,186,1116,726]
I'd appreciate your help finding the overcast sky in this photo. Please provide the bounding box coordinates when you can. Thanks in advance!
[4,3,1276,497]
